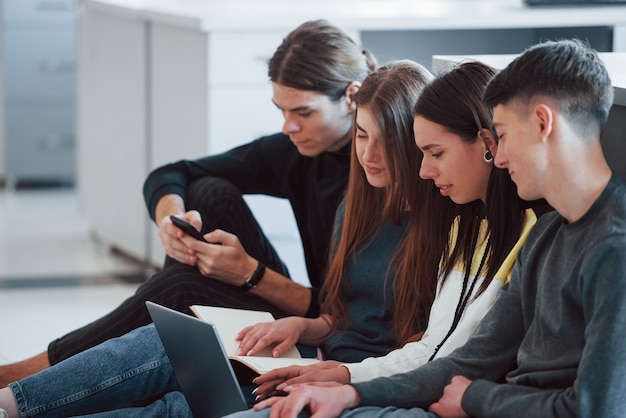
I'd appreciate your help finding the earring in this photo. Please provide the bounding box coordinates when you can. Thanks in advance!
[483,151,493,163]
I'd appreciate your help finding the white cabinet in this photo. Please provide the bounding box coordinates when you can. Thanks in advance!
[77,0,207,264]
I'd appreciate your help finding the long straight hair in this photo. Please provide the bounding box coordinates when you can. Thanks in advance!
[320,61,442,345]
[414,61,525,296]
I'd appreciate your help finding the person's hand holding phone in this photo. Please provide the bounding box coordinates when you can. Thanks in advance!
[157,211,204,265]
[162,214,260,289]
[169,215,208,242]
[183,228,259,288]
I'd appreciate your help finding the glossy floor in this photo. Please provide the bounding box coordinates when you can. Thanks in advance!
[0,188,148,363]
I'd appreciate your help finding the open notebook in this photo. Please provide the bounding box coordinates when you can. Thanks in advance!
[147,302,318,418]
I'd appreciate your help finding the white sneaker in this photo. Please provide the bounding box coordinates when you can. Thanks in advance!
[0,407,7,418]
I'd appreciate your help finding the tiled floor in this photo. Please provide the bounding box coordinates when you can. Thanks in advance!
[0,188,149,363]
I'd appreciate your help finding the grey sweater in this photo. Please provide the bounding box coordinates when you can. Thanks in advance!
[354,176,626,418]
[322,202,408,363]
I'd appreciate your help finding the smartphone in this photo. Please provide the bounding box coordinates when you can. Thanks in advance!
[169,216,208,242]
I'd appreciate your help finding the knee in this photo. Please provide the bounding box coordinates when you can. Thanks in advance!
[132,324,163,349]
[186,177,256,233]
[139,266,210,313]
[142,265,206,296]
[187,177,243,212]
[110,324,168,361]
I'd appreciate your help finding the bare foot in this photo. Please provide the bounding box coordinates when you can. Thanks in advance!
[0,351,50,387]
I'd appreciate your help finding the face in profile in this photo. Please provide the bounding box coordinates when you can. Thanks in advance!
[414,115,492,204]
[272,83,355,157]
[355,106,391,189]
[492,103,544,202]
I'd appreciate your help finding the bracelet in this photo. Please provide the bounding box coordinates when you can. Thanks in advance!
[240,261,266,291]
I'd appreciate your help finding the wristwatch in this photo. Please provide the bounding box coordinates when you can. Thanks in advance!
[239,261,266,291]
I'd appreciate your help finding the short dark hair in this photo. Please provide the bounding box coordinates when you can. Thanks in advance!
[484,39,614,138]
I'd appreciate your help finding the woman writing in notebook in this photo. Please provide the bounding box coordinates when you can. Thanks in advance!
[0,60,446,417]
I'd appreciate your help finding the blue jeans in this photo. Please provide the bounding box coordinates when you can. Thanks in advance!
[8,324,193,417]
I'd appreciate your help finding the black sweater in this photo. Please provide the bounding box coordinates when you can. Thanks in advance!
[143,133,351,314]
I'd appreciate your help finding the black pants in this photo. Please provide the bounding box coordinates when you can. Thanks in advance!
[48,177,292,365]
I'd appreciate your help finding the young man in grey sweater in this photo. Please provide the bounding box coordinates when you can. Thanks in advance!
[246,40,626,418]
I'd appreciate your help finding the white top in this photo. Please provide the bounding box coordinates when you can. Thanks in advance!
[345,209,537,383]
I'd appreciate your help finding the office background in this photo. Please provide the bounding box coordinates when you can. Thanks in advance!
[1,0,625,363]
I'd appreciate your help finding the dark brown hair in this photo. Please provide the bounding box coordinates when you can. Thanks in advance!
[268,20,377,100]
[414,61,525,297]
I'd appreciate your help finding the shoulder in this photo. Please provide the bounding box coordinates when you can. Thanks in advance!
[579,176,626,246]
[604,176,626,219]
[523,198,554,218]
[252,132,293,151]
[531,208,561,230]
[579,233,626,307]
[251,133,308,174]
[515,210,563,264]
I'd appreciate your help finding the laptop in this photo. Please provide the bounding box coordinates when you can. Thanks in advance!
[146,301,252,418]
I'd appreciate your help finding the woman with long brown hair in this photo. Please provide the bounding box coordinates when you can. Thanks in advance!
[236,59,444,363]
